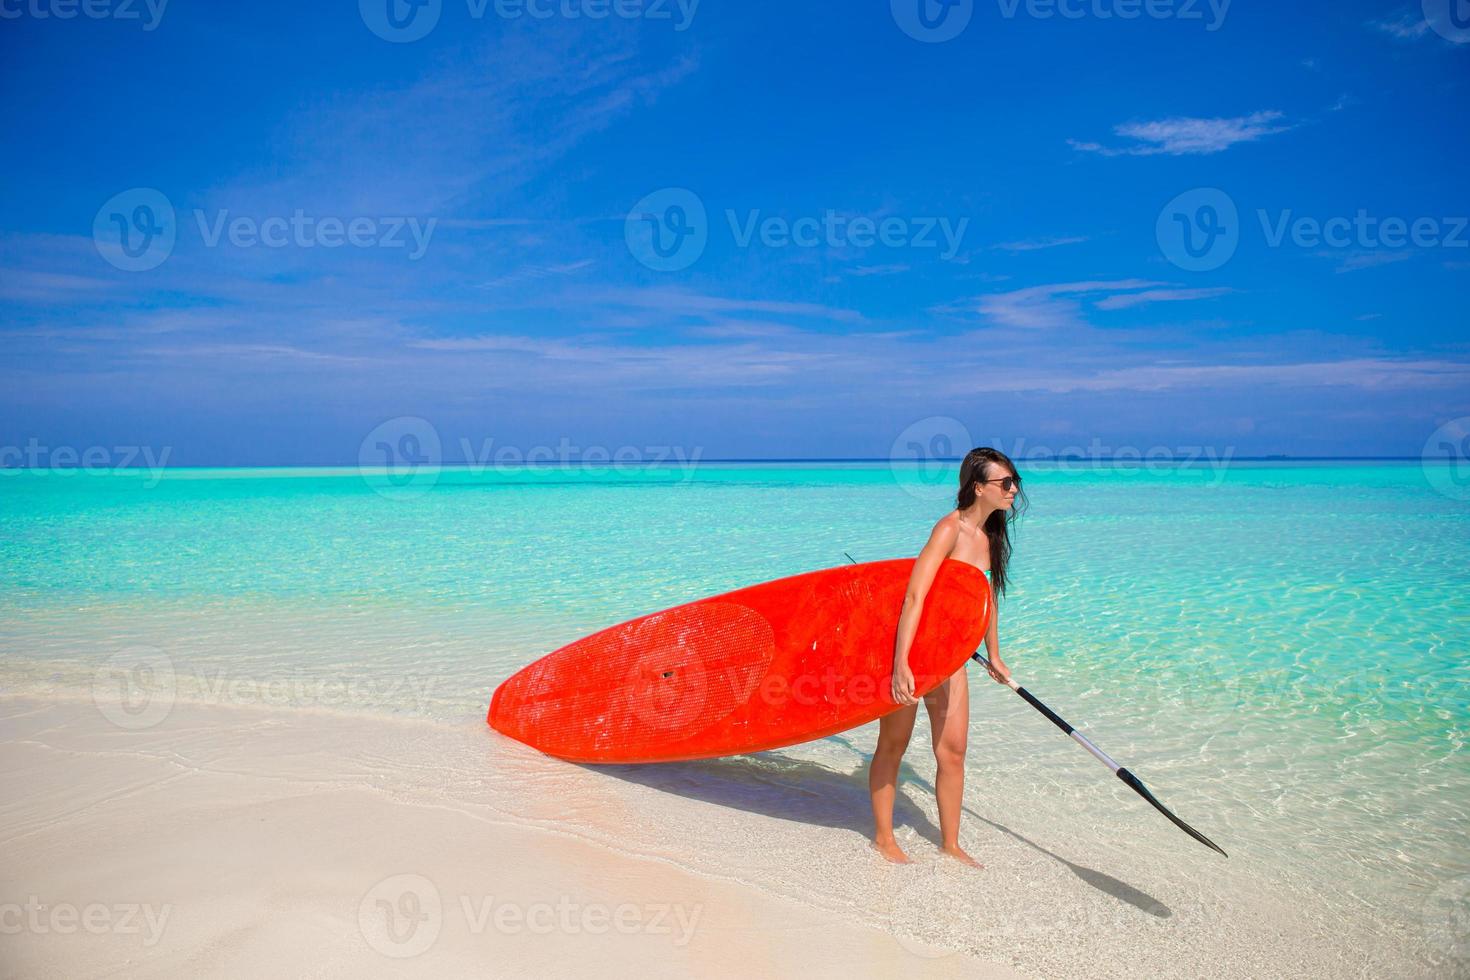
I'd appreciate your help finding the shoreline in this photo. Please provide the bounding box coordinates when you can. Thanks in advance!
[0,694,1020,978]
[1,691,1447,977]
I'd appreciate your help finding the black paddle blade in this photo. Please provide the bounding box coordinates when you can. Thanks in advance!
[1116,767,1227,858]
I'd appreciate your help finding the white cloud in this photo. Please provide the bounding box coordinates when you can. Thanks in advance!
[1094,287,1234,311]
[1036,358,1470,394]
[1319,250,1415,273]
[847,264,911,277]
[204,34,700,217]
[476,259,596,290]
[992,235,1089,252]
[1370,13,1431,39]
[1070,111,1292,157]
[0,268,120,302]
[964,279,1211,330]
[584,287,867,324]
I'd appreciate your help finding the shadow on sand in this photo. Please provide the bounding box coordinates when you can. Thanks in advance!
[585,731,1174,918]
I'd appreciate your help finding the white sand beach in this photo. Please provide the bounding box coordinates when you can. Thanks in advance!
[0,691,1445,978]
[0,695,1020,979]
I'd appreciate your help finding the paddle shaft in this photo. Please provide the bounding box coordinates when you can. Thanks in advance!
[973,650,1228,858]
[973,651,1115,767]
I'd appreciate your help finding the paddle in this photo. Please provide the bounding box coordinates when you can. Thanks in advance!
[845,552,1227,858]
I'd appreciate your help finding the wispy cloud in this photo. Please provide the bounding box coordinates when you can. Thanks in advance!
[406,330,837,388]
[1093,287,1234,311]
[142,342,372,365]
[207,33,700,217]
[1069,111,1292,157]
[1319,250,1415,273]
[1370,12,1431,39]
[583,287,868,324]
[681,319,809,339]
[847,263,911,277]
[955,279,1228,330]
[476,259,596,290]
[0,268,121,302]
[1035,357,1470,393]
[992,235,1088,252]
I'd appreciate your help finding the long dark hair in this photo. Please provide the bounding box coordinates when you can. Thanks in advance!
[955,447,1026,599]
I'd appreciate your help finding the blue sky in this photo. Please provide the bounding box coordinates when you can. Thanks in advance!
[1,0,1467,465]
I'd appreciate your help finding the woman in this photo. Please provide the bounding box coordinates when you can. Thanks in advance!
[869,446,1025,866]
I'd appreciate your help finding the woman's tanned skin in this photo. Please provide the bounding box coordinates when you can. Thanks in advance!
[869,455,1017,866]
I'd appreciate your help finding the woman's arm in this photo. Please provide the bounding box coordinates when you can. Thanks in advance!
[891,518,958,704]
[981,593,1010,684]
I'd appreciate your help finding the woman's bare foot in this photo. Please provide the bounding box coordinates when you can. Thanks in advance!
[940,844,983,868]
[872,836,912,864]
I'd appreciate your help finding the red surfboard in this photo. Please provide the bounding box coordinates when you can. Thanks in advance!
[487,558,991,763]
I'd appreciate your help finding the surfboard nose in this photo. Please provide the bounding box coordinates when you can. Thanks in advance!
[486,601,775,760]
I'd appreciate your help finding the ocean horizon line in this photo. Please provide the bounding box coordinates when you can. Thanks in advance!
[0,455,1447,471]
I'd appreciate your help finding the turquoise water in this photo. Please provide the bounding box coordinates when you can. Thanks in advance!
[1,461,1467,964]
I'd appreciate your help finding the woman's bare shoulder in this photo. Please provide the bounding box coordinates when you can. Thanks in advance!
[924,511,961,548]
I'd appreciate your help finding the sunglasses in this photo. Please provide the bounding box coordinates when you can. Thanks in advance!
[979,476,1020,493]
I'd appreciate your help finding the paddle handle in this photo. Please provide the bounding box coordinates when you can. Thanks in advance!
[971,650,1021,692]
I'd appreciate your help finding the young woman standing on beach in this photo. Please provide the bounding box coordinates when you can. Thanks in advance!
[869,446,1024,866]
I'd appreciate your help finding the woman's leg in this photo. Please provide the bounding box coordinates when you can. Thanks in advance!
[869,702,918,862]
[925,667,983,867]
